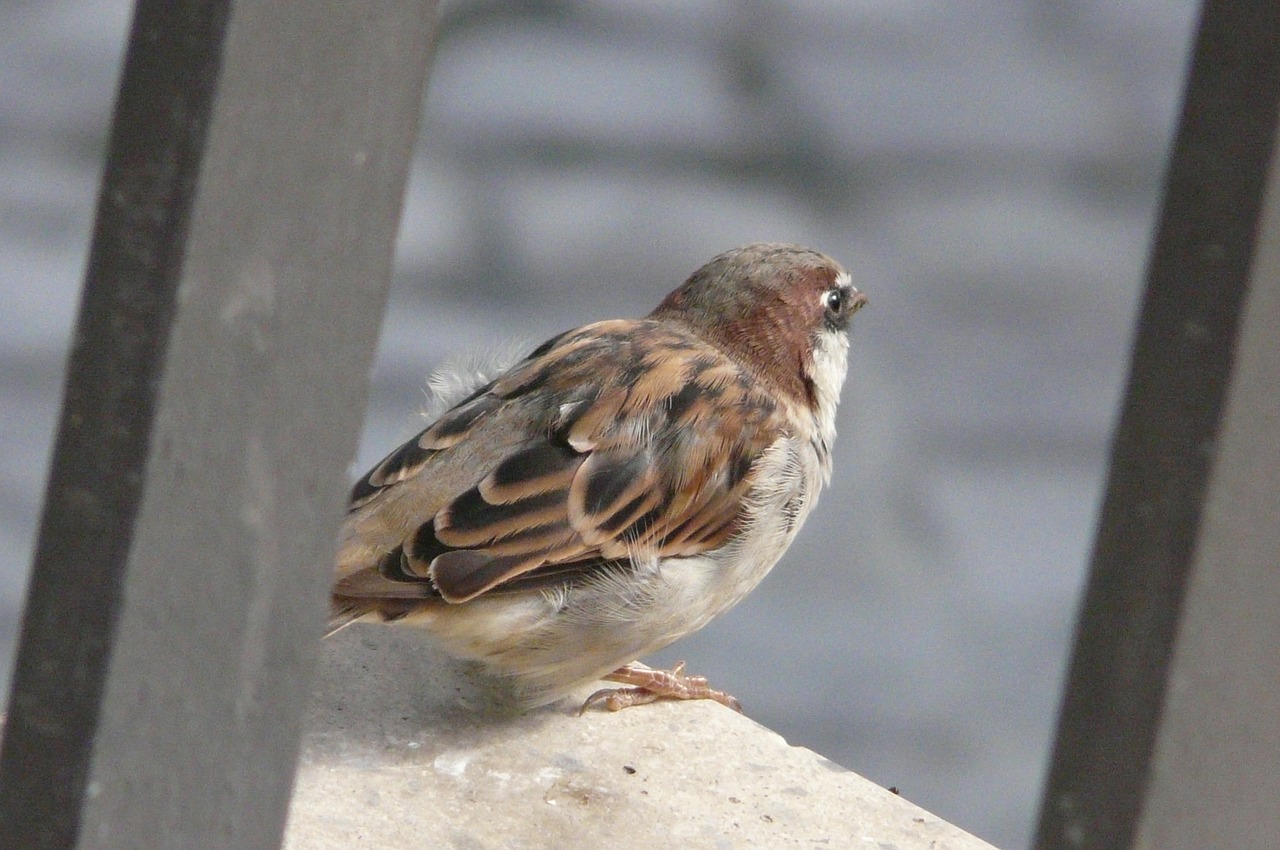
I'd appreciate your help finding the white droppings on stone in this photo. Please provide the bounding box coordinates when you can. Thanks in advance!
[432,751,471,778]
[534,767,563,786]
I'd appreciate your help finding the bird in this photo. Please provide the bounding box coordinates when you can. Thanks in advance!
[329,243,866,712]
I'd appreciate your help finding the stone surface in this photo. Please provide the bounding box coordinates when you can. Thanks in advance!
[284,624,997,849]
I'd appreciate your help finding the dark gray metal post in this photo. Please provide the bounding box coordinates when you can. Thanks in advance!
[0,2,436,848]
[1129,136,1280,850]
[1035,2,1280,849]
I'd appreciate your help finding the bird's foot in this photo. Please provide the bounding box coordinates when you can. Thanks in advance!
[580,661,743,714]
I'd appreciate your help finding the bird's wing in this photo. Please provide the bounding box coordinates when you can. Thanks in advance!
[331,319,787,613]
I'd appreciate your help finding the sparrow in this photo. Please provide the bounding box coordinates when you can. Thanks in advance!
[329,243,866,712]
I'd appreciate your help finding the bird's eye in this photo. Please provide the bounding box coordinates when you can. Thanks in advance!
[824,288,845,316]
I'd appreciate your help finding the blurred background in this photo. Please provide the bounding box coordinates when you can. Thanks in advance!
[0,1,1199,846]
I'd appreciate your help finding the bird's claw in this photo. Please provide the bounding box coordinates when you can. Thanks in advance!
[578,661,744,714]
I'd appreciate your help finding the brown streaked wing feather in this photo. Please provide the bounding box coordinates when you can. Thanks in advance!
[333,548,438,600]
[477,441,581,503]
[345,387,504,509]
[333,319,786,611]
[429,551,534,602]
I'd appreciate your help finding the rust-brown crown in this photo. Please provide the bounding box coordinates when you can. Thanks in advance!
[649,243,862,406]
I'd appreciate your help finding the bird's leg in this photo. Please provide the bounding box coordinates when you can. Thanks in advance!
[580,660,743,713]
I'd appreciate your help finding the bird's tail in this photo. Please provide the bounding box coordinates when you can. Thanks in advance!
[324,600,368,638]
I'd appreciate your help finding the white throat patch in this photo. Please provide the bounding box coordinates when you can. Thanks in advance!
[807,270,853,478]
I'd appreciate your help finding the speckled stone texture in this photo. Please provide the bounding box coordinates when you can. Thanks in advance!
[284,624,998,849]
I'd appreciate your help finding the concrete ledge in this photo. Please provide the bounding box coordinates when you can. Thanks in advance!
[285,625,997,849]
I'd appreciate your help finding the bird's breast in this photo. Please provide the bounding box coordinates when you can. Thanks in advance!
[629,434,823,649]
